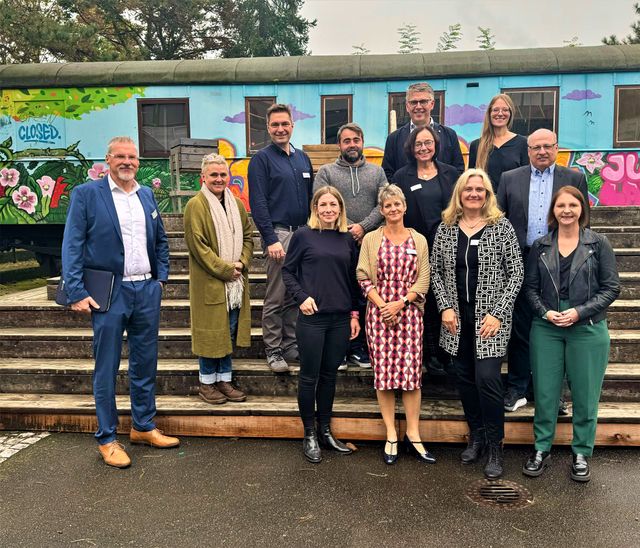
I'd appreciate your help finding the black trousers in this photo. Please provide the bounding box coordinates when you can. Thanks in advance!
[296,312,351,428]
[506,284,533,397]
[454,301,504,444]
[424,287,447,362]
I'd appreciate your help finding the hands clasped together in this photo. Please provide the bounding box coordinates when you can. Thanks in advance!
[544,308,579,327]
[442,308,502,339]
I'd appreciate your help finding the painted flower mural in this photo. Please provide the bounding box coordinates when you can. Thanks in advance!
[12,185,38,214]
[152,177,162,189]
[37,175,55,197]
[576,152,605,174]
[0,167,20,188]
[88,162,109,180]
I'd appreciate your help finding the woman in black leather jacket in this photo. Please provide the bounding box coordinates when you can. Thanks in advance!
[522,186,620,483]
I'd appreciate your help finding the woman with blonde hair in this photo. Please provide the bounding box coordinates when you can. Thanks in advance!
[357,184,433,465]
[431,169,523,478]
[282,186,360,463]
[468,94,528,191]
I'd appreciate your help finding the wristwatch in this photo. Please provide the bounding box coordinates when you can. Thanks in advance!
[402,296,409,306]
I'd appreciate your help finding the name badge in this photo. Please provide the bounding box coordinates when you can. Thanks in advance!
[151,209,158,219]
[410,183,422,191]
[302,172,311,179]
[470,239,480,246]
[406,248,417,255]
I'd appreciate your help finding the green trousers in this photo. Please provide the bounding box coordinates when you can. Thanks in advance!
[530,301,610,456]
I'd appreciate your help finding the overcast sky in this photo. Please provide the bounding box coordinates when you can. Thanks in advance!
[301,0,635,55]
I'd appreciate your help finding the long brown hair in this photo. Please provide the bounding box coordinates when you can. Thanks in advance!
[547,186,590,230]
[475,94,516,172]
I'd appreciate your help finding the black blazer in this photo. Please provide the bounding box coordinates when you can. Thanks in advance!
[391,160,459,246]
[496,164,589,250]
[382,122,465,180]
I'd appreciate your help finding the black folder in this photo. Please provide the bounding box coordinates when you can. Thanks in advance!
[55,269,115,312]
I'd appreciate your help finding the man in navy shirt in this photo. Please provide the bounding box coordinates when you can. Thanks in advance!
[249,104,313,372]
[382,82,465,180]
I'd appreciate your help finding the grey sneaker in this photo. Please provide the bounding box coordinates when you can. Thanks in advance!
[267,351,289,373]
[337,358,348,371]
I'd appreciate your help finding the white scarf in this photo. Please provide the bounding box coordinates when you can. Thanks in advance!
[200,184,244,310]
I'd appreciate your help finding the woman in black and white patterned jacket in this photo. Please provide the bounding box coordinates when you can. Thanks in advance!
[431,168,523,479]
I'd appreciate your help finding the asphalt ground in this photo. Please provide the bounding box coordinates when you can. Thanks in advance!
[0,433,639,547]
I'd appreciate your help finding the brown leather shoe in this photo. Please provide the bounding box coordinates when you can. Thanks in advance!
[199,382,227,404]
[98,441,131,468]
[130,428,180,448]
[215,381,247,402]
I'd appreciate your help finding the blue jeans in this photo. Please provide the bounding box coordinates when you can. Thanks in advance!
[199,307,240,384]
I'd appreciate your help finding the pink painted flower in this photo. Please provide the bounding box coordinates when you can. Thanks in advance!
[152,177,162,189]
[576,152,605,174]
[88,162,109,180]
[0,167,20,188]
[12,185,38,214]
[37,175,55,197]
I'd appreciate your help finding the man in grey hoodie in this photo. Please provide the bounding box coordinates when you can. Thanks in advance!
[313,123,387,367]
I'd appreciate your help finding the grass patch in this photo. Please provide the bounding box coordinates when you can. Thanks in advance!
[0,277,48,297]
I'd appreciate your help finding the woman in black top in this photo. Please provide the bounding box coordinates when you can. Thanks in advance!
[282,185,360,464]
[391,125,459,377]
[468,94,528,192]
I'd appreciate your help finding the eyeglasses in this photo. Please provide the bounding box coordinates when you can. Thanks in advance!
[528,143,557,152]
[109,154,138,161]
[269,121,292,128]
[491,108,511,114]
[407,99,434,107]
[414,140,435,149]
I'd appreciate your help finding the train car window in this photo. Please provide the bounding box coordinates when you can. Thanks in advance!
[246,97,276,155]
[137,99,190,157]
[388,91,444,133]
[321,95,352,144]
[503,88,558,136]
[614,86,640,148]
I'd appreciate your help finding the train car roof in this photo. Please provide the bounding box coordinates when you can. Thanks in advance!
[1,45,639,88]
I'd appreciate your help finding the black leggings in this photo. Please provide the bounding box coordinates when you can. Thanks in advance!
[454,301,504,444]
[296,312,351,428]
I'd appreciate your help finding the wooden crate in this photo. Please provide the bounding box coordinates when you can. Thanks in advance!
[169,138,219,212]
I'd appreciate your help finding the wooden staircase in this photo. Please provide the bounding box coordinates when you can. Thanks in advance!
[1,206,639,446]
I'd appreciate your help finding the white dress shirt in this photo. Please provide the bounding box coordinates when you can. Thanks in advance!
[108,175,151,279]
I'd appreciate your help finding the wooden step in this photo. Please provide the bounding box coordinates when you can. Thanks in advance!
[589,206,640,226]
[170,251,265,274]
[594,226,640,248]
[167,232,262,252]
[0,393,638,446]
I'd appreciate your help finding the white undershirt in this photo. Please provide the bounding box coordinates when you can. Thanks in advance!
[108,175,151,277]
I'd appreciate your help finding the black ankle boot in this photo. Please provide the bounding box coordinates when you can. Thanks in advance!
[303,427,322,463]
[460,429,486,464]
[317,423,352,454]
[484,442,504,479]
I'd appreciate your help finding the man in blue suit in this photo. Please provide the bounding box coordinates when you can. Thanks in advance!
[62,136,178,468]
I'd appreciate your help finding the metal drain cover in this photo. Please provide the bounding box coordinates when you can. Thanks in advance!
[465,479,533,509]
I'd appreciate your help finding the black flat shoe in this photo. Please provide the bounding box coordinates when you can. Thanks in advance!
[522,450,550,477]
[317,424,352,454]
[303,427,322,463]
[403,435,436,464]
[383,440,399,465]
[571,453,590,482]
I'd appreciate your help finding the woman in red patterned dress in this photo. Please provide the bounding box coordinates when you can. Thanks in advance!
[357,184,432,465]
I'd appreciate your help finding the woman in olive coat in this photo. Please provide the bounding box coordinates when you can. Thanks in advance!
[184,154,253,404]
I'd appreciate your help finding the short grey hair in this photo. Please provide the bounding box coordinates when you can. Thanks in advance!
[406,82,434,101]
[378,184,406,207]
[107,136,136,155]
[201,153,228,173]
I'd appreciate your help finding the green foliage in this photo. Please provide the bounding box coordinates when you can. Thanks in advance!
[437,23,462,52]
[477,27,495,50]
[352,43,370,55]
[397,23,421,54]
[602,2,640,44]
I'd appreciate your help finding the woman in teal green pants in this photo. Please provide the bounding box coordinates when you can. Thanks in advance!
[522,186,620,482]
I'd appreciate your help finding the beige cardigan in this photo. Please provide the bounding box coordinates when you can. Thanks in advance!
[356,226,430,312]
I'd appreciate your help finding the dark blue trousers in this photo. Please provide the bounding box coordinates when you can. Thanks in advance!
[91,278,162,444]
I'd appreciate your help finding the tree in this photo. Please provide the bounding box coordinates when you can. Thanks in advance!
[563,36,583,47]
[436,23,462,52]
[476,27,495,50]
[602,2,640,44]
[351,43,370,55]
[397,23,421,54]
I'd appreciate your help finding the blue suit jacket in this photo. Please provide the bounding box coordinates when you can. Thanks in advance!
[61,176,170,304]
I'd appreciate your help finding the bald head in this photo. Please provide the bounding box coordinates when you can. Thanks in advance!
[527,128,558,171]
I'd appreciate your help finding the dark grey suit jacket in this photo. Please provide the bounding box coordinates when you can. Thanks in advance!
[497,164,589,250]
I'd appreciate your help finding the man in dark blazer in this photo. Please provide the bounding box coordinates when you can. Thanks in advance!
[382,82,465,180]
[497,128,589,413]
[62,136,177,468]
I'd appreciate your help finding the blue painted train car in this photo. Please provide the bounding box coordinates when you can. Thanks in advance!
[0,44,639,267]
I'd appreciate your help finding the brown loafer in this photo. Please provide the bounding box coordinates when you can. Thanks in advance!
[130,428,180,448]
[215,381,247,402]
[98,441,131,468]
[199,382,227,405]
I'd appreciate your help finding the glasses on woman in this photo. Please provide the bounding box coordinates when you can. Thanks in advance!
[490,107,511,114]
[414,140,435,149]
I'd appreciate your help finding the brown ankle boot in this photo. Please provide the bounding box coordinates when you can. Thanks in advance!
[215,381,247,402]
[199,382,227,404]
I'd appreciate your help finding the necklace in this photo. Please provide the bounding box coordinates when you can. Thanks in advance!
[460,217,484,229]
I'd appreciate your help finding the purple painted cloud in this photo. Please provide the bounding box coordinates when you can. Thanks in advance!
[289,105,315,122]
[562,89,602,101]
[224,112,246,124]
[445,104,487,126]
[223,104,315,125]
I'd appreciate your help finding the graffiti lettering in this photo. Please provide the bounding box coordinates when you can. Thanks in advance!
[17,123,61,144]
